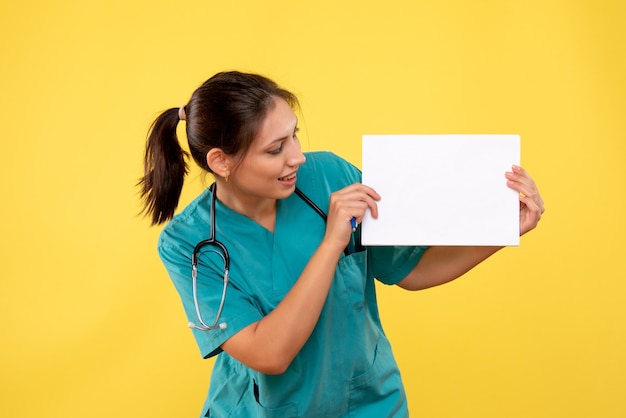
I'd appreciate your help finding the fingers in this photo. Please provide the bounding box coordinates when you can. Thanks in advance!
[506,165,545,235]
[330,183,380,222]
[506,166,545,213]
[519,194,543,235]
[506,166,534,195]
[324,183,380,248]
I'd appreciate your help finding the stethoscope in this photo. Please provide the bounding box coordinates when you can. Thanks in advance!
[188,182,348,332]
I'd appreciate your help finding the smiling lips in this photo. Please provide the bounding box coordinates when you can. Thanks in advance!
[279,172,297,182]
[278,172,296,186]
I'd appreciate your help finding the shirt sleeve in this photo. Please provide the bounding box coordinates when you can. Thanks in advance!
[158,229,264,359]
[367,245,429,285]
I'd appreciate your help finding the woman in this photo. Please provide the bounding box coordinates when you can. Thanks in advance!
[139,71,544,417]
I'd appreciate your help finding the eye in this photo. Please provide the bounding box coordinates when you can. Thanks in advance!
[268,142,284,155]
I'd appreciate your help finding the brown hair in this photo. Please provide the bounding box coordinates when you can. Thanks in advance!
[138,71,299,225]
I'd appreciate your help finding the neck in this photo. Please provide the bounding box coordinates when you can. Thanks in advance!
[214,181,277,232]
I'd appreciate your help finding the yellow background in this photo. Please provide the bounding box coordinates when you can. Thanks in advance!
[1,0,624,417]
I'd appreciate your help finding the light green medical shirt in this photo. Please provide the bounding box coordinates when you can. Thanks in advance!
[159,152,427,417]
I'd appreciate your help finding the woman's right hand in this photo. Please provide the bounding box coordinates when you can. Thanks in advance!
[221,182,380,375]
[323,183,381,251]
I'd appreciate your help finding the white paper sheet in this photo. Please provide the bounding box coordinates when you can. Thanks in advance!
[361,135,520,246]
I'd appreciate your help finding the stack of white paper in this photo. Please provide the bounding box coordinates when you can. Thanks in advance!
[361,134,520,246]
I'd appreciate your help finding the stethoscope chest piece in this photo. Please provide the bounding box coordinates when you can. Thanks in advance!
[188,183,345,332]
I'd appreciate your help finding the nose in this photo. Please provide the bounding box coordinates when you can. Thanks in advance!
[287,151,306,167]
[286,139,306,167]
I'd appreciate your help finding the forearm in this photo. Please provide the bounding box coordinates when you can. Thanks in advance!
[397,245,503,291]
[396,166,544,291]
[221,182,384,373]
[221,240,342,374]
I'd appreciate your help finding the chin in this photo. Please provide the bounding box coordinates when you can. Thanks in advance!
[275,184,296,199]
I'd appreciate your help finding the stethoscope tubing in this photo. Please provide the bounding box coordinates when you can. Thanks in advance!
[189,183,348,332]
[189,183,230,331]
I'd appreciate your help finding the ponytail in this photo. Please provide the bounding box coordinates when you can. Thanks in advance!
[138,108,189,225]
[140,71,300,225]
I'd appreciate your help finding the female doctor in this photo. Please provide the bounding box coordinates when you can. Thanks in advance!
[139,71,544,417]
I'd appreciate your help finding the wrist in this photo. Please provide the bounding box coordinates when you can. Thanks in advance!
[317,239,345,261]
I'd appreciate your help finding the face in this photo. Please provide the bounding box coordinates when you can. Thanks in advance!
[225,96,306,206]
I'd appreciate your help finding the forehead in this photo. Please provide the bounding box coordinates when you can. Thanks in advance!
[254,97,297,145]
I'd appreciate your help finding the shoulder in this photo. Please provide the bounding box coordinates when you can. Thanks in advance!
[300,151,361,187]
[302,151,359,174]
[158,188,212,262]
[294,152,361,209]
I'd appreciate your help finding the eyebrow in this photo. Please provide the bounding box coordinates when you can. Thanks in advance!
[267,118,299,145]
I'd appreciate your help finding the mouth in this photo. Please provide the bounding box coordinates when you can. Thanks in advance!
[278,172,297,182]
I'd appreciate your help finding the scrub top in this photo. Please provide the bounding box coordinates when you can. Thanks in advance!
[158,152,428,417]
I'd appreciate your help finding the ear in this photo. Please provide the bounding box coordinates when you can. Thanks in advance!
[206,149,231,178]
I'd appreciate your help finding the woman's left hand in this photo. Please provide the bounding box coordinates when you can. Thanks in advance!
[506,165,545,235]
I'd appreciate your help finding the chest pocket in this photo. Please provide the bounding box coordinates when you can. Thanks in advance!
[334,249,369,310]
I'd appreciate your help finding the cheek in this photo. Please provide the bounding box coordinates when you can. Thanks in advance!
[239,160,280,181]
